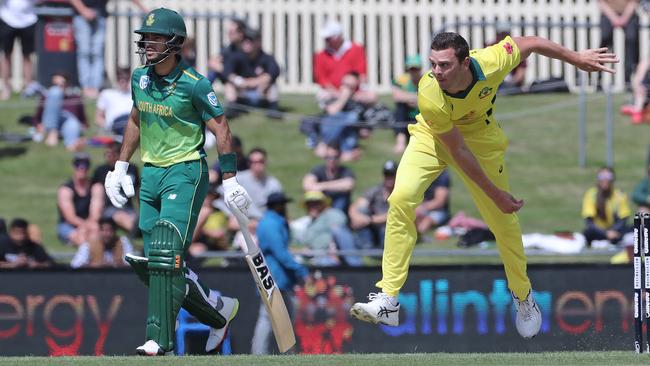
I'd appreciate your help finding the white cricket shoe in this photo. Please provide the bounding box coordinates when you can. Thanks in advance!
[136,340,166,356]
[512,290,542,339]
[205,295,239,352]
[350,292,400,326]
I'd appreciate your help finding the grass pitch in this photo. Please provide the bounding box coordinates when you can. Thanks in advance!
[0,352,647,366]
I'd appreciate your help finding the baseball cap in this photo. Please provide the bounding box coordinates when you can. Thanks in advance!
[383,160,398,175]
[320,20,343,39]
[302,191,331,207]
[405,54,422,69]
[243,28,261,41]
[266,192,292,206]
[72,152,91,167]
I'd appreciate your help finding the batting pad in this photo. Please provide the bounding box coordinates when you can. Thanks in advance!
[146,220,186,352]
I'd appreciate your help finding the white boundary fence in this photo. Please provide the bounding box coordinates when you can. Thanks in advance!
[12,0,650,93]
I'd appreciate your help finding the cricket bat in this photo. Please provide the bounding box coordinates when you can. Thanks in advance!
[230,206,296,353]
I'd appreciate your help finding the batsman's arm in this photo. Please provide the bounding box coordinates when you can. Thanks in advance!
[205,114,235,179]
[118,107,141,163]
[437,127,523,214]
[513,36,619,73]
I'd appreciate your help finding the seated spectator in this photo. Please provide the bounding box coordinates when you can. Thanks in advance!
[252,191,308,354]
[95,67,132,136]
[33,72,86,150]
[620,59,649,124]
[188,183,231,265]
[91,142,139,233]
[209,135,249,184]
[303,143,355,213]
[487,25,527,94]
[207,18,247,85]
[391,55,422,154]
[57,153,103,247]
[0,218,54,268]
[293,191,360,266]
[348,160,397,249]
[224,28,281,118]
[70,217,134,268]
[582,167,631,247]
[235,147,283,219]
[181,36,196,67]
[416,169,452,236]
[313,20,375,107]
[632,160,650,213]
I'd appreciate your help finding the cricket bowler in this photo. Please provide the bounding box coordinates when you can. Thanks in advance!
[103,8,253,355]
[350,32,618,338]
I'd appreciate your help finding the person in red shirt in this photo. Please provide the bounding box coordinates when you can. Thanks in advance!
[313,20,376,108]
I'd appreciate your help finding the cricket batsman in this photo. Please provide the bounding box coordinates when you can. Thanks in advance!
[350,32,618,338]
[104,8,253,355]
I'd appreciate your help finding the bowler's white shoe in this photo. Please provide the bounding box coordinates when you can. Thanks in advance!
[136,340,165,356]
[513,290,542,339]
[205,295,239,352]
[350,292,400,326]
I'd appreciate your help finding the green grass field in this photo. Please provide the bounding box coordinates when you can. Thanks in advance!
[0,352,648,365]
[0,92,644,261]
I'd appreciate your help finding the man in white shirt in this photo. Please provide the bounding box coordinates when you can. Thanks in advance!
[95,67,133,136]
[235,147,283,219]
[0,0,37,100]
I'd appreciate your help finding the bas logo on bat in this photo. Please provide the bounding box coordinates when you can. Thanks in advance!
[252,253,275,297]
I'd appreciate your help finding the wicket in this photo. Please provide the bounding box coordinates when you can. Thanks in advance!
[634,212,650,353]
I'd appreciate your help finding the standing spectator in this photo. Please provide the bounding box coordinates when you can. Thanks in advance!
[235,147,283,219]
[95,67,132,136]
[223,28,281,118]
[0,218,54,268]
[34,72,86,150]
[303,143,355,213]
[57,153,103,247]
[582,167,631,246]
[208,18,247,85]
[70,217,134,268]
[294,191,360,266]
[416,169,452,236]
[632,160,650,213]
[68,0,146,98]
[251,192,308,354]
[0,0,37,100]
[91,142,139,232]
[348,160,397,249]
[620,59,649,124]
[598,0,639,82]
[391,55,422,153]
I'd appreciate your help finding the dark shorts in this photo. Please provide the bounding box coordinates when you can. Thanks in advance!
[0,19,35,56]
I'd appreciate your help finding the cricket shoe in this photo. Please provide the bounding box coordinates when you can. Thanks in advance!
[350,292,400,326]
[512,290,542,339]
[205,295,239,352]
[136,340,168,356]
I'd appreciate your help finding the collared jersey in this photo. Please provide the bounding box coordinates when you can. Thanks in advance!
[416,36,521,135]
[131,60,224,167]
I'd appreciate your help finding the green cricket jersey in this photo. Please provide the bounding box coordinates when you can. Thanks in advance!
[131,59,224,167]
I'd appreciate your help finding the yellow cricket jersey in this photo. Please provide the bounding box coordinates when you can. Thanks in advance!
[581,187,631,229]
[415,36,521,135]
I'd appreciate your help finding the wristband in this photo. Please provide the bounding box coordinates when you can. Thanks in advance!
[115,160,129,173]
[219,152,237,174]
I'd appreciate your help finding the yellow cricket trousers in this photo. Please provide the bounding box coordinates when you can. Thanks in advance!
[376,120,531,300]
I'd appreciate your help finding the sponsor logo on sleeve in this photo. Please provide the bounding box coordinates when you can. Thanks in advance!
[139,75,149,89]
[207,92,218,106]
